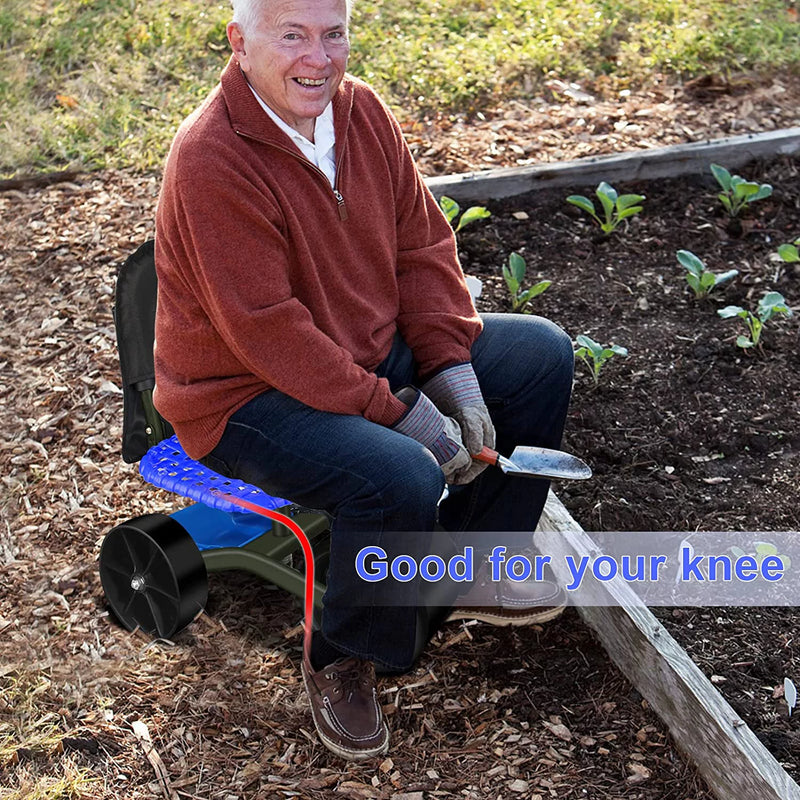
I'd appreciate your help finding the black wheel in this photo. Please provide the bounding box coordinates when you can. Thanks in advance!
[99,513,208,639]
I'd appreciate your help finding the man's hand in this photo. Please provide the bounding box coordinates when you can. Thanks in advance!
[421,363,495,485]
[392,387,471,482]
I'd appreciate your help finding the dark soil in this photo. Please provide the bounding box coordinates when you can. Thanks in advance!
[458,155,800,779]
[459,157,799,533]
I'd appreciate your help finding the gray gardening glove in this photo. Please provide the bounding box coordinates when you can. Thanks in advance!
[421,363,495,485]
[392,387,471,482]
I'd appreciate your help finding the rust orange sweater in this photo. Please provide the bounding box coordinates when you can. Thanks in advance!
[154,59,482,459]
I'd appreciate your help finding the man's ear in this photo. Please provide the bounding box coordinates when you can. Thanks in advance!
[227,22,248,68]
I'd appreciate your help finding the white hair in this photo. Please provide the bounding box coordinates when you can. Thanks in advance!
[231,0,355,35]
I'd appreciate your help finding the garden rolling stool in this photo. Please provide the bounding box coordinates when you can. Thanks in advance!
[99,240,331,641]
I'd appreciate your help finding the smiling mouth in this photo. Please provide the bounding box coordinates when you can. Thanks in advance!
[294,77,326,87]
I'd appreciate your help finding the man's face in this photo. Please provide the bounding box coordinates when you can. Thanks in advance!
[228,0,350,142]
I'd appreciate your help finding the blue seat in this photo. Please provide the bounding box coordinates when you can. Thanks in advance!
[139,433,284,514]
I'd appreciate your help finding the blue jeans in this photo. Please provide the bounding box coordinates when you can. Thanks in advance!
[202,314,574,671]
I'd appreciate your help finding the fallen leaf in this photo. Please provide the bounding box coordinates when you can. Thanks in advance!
[56,94,79,109]
[240,761,261,786]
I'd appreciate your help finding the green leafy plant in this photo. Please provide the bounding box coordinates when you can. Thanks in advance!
[717,291,793,349]
[676,249,738,298]
[502,252,551,313]
[730,541,792,572]
[710,163,773,218]
[566,182,645,235]
[574,335,628,385]
[777,239,800,264]
[438,195,491,233]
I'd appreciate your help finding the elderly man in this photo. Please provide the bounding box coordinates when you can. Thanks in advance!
[154,0,574,760]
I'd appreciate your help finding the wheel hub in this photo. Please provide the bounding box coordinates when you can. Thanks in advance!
[99,514,208,639]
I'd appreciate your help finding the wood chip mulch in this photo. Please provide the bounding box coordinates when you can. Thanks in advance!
[4,69,799,799]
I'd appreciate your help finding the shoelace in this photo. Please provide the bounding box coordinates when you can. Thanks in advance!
[328,663,368,701]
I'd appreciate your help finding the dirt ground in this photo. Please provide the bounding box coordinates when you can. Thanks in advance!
[460,158,800,534]
[2,70,799,799]
[458,153,800,777]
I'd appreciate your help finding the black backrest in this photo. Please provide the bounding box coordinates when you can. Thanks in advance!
[114,240,174,463]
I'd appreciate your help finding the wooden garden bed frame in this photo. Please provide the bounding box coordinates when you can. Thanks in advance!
[536,493,800,800]
[423,127,800,800]
[427,127,800,201]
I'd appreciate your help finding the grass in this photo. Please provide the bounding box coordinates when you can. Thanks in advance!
[1,766,100,800]
[0,671,100,799]
[2,0,799,175]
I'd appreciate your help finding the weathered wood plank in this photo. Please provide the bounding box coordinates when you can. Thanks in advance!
[426,127,800,202]
[0,170,83,192]
[536,491,800,800]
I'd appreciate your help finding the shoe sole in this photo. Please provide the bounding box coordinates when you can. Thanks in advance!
[300,663,390,761]
[445,602,566,627]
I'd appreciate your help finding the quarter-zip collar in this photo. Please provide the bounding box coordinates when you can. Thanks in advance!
[221,56,354,161]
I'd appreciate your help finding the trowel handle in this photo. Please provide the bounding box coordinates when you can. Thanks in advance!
[474,446,500,465]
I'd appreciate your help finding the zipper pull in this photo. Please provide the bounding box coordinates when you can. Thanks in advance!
[333,189,348,221]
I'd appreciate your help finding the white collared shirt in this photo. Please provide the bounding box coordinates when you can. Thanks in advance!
[249,85,336,188]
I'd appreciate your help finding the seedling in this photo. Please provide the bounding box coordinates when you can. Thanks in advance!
[730,541,792,571]
[439,195,491,233]
[502,252,551,313]
[574,334,628,385]
[566,181,645,235]
[710,163,772,218]
[676,249,738,298]
[717,291,793,349]
[777,239,799,263]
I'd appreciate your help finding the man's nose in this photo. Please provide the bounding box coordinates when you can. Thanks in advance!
[303,37,331,67]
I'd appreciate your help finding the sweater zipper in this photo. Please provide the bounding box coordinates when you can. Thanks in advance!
[235,130,348,221]
[333,188,348,221]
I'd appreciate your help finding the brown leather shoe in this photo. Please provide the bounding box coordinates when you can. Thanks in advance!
[446,558,566,626]
[301,657,389,761]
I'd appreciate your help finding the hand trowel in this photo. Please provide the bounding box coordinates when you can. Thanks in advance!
[473,445,592,480]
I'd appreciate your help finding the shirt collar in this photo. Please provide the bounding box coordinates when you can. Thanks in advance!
[247,83,334,157]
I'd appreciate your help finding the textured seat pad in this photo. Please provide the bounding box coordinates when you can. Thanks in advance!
[140,435,288,515]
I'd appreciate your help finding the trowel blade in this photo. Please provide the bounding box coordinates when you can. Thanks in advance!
[498,446,592,480]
